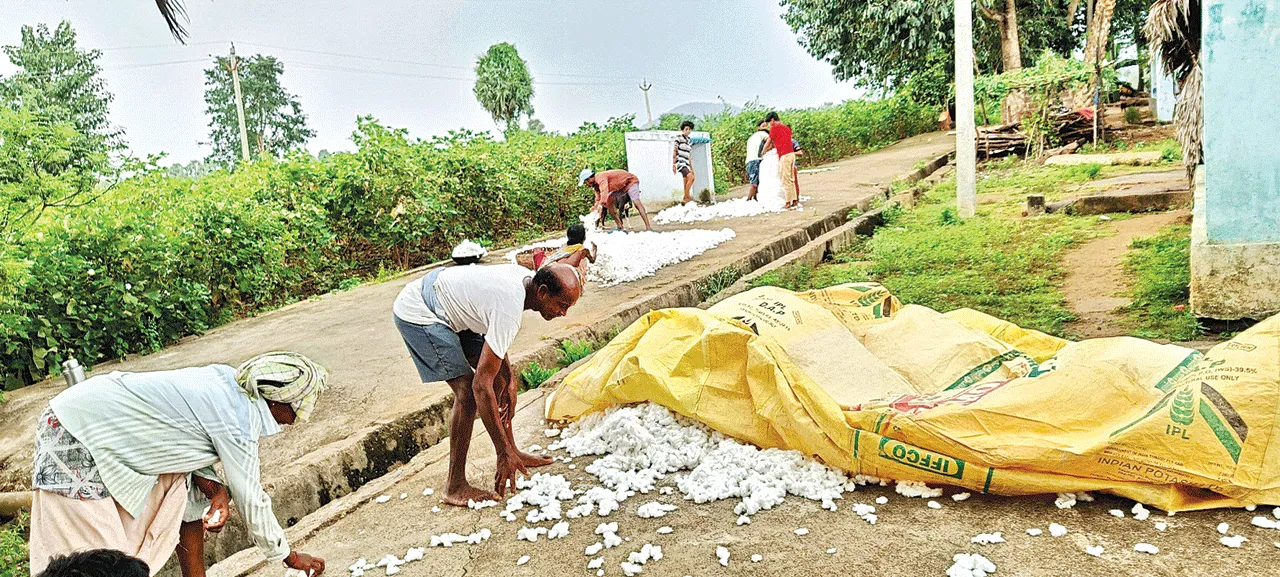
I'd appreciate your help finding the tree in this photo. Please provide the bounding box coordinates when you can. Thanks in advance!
[0,21,119,245]
[473,43,534,133]
[781,0,1076,90]
[526,118,546,133]
[0,21,121,150]
[203,53,314,166]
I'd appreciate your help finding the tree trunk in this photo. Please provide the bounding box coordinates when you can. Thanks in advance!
[1000,0,1022,71]
[1084,0,1116,65]
[1067,0,1082,29]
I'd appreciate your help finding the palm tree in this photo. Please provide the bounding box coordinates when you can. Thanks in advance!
[1145,0,1201,177]
[154,0,190,42]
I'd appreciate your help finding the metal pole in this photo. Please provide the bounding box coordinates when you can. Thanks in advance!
[955,0,977,218]
[640,80,654,128]
[229,43,251,161]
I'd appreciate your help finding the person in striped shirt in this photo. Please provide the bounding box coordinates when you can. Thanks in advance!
[673,120,697,203]
[28,353,330,576]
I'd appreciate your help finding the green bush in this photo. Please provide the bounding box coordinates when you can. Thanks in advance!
[1123,224,1201,340]
[556,339,597,367]
[1,92,939,390]
[0,512,28,577]
[520,361,557,390]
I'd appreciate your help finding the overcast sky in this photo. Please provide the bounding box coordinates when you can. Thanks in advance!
[0,0,866,163]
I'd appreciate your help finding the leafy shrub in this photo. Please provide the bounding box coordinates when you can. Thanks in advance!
[520,362,557,390]
[556,339,597,367]
[1124,106,1142,124]
[696,267,743,301]
[0,512,28,577]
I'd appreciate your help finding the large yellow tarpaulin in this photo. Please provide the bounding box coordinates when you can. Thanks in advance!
[546,283,1280,511]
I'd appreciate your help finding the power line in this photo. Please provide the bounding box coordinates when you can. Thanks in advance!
[98,40,228,52]
[287,61,633,87]
[105,58,211,71]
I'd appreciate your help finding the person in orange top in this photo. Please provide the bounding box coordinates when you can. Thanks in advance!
[578,168,653,231]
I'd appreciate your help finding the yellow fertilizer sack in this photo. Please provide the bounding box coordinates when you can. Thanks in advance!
[546,284,1280,511]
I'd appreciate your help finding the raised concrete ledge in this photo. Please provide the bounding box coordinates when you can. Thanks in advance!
[1191,167,1280,320]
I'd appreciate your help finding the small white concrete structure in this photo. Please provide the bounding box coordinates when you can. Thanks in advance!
[625,130,714,205]
[1150,52,1176,123]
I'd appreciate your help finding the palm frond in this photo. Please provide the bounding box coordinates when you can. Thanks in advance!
[155,0,190,43]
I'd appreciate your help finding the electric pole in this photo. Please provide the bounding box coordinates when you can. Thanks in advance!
[228,43,251,162]
[955,0,977,218]
[640,79,654,128]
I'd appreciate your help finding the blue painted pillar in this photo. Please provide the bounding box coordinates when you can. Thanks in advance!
[1203,0,1280,243]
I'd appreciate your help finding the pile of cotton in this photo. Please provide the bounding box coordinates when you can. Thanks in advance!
[654,198,784,224]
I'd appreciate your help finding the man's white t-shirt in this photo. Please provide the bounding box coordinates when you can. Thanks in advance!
[393,264,534,358]
[745,130,769,163]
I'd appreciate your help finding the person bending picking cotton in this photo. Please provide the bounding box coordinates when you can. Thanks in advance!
[578,168,654,232]
[393,263,583,505]
[28,352,330,576]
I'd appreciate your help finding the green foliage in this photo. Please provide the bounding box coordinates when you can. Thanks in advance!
[1123,223,1201,340]
[1071,162,1102,180]
[0,512,28,577]
[937,207,960,226]
[1124,106,1142,124]
[204,53,314,166]
[696,267,743,301]
[0,21,120,147]
[557,339,596,367]
[473,43,534,133]
[654,112,696,130]
[0,115,633,389]
[521,361,557,390]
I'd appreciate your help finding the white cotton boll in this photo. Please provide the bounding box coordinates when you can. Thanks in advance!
[1077,492,1094,502]
[516,555,530,566]
[517,526,548,542]
[736,515,751,526]
[946,553,996,577]
[1131,503,1150,520]
[501,511,517,522]
[1246,504,1257,511]
[385,566,400,576]
[548,521,570,540]
[895,480,943,499]
[952,492,971,502]
[597,571,604,577]
[1218,522,1230,535]
[620,562,644,576]
[794,528,809,536]
[1273,507,1280,519]
[566,504,594,518]
[528,444,542,452]
[751,554,763,563]
[1086,545,1104,557]
[431,506,440,513]
[422,488,434,496]
[603,531,623,549]
[1134,543,1159,554]
[207,508,222,525]
[1049,523,1068,537]
[659,487,674,495]
[716,546,730,567]
[374,495,391,504]
[588,558,604,569]
[1221,535,1247,548]
[545,429,562,438]
[596,522,618,535]
[398,493,407,500]
[403,548,425,562]
[928,501,943,509]
[657,526,674,534]
[826,548,837,554]
[1109,509,1125,518]
[467,499,499,510]
[637,502,678,518]
[1252,516,1279,529]
[1155,521,1168,531]
[585,543,604,556]
[1026,528,1043,536]
[875,496,888,505]
[1055,493,1077,509]
[970,532,1005,545]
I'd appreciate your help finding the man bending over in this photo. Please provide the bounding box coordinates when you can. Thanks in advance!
[393,263,583,503]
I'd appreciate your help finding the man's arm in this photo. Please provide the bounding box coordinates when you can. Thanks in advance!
[762,135,775,154]
[473,344,528,495]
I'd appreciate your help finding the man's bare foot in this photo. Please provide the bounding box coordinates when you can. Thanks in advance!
[442,483,500,507]
[518,451,555,468]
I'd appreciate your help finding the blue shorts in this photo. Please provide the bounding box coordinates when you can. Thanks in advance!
[395,315,484,383]
[746,160,761,185]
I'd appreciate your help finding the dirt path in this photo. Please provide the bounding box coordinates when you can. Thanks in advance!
[1062,210,1189,339]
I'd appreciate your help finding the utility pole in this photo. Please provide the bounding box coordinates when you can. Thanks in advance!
[228,43,251,161]
[955,0,977,218]
[1087,0,1098,146]
[639,79,654,128]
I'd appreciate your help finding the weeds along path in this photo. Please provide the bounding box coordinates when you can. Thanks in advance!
[1061,210,1189,339]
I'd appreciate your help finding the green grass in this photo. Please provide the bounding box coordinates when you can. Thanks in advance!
[1122,223,1202,341]
[520,362,558,390]
[0,513,28,577]
[752,172,1109,336]
[696,267,743,301]
[1078,137,1182,162]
